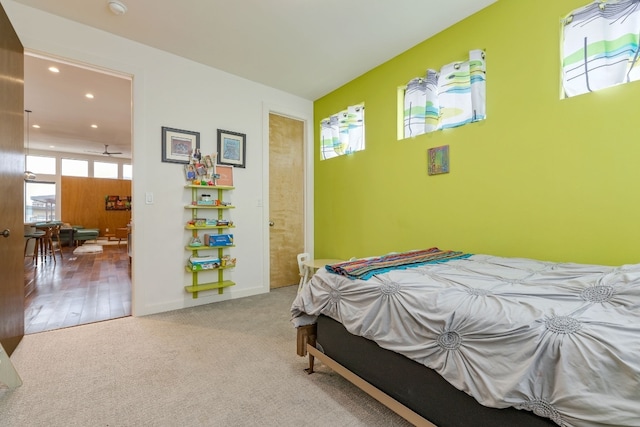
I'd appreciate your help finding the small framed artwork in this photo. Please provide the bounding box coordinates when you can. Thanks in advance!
[184,164,197,181]
[215,165,234,186]
[195,162,208,176]
[105,195,131,210]
[217,129,246,168]
[203,154,215,169]
[162,126,200,164]
[427,145,450,175]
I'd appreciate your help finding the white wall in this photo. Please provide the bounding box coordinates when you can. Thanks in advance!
[3,1,314,315]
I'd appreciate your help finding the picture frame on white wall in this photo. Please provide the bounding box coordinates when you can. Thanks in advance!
[161,126,200,164]
[217,129,246,168]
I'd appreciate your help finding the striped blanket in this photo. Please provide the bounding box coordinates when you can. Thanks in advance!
[325,247,471,280]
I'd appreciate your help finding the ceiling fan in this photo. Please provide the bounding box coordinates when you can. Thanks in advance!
[87,144,123,156]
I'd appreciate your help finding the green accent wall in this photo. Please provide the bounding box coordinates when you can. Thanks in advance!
[313,0,640,266]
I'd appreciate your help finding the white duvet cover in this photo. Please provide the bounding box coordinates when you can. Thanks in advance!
[290,254,640,427]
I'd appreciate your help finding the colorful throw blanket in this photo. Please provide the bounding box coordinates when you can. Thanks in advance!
[325,247,471,280]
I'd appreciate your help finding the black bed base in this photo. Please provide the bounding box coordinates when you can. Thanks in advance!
[310,315,556,427]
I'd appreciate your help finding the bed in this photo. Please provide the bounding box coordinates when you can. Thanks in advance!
[290,248,640,427]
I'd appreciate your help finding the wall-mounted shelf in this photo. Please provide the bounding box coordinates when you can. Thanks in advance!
[184,184,236,298]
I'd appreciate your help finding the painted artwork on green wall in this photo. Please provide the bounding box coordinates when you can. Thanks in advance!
[427,145,449,175]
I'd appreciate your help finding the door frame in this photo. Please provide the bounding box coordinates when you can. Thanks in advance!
[22,47,139,316]
[261,103,314,292]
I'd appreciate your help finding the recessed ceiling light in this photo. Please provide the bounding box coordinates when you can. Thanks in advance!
[91,124,98,128]
[48,66,59,73]
[85,93,94,99]
[32,124,40,128]
[108,1,127,16]
[49,145,55,148]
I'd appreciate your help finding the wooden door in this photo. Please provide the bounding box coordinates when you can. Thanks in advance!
[0,3,25,355]
[269,113,304,288]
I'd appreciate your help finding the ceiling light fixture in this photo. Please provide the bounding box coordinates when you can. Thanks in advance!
[85,93,94,99]
[108,0,127,16]
[24,110,36,181]
[48,66,59,73]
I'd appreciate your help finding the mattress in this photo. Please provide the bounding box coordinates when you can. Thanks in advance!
[316,314,556,426]
[291,252,640,427]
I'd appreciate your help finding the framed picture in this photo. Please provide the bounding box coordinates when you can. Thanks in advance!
[217,129,246,168]
[162,126,200,164]
[184,164,197,181]
[215,164,234,186]
[105,195,131,211]
[195,162,208,176]
[427,145,450,175]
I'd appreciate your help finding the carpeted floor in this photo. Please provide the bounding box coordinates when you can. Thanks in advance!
[0,285,411,427]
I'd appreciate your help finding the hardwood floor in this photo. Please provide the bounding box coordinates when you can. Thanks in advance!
[23,241,131,334]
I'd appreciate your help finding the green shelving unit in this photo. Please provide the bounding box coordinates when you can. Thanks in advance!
[184,184,236,298]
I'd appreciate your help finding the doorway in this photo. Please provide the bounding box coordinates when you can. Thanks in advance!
[23,52,133,334]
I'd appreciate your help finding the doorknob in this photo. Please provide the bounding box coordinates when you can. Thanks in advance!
[268,221,274,227]
[1,229,10,238]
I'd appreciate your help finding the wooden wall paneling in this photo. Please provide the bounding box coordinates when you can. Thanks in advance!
[61,176,132,236]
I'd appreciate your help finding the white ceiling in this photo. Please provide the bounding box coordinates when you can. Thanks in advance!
[17,0,497,159]
[24,53,132,159]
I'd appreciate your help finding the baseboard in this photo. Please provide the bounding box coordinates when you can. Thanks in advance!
[134,285,269,316]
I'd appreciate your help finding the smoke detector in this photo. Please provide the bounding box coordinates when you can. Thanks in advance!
[108,1,127,16]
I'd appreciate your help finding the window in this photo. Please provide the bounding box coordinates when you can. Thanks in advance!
[320,103,365,160]
[123,164,132,180]
[400,49,486,139]
[94,161,118,179]
[24,181,56,222]
[61,158,88,177]
[26,155,56,175]
[562,1,640,98]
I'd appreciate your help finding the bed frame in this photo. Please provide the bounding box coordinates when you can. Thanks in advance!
[297,315,556,427]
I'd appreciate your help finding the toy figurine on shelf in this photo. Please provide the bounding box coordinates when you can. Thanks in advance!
[189,236,203,247]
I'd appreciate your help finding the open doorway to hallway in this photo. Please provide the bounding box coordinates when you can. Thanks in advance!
[23,52,133,334]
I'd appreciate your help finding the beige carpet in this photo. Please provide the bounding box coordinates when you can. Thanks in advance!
[72,244,103,255]
[0,286,410,427]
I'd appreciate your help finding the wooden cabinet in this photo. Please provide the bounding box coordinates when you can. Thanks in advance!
[184,185,236,298]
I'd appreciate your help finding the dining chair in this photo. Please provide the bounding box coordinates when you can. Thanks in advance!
[24,230,45,266]
[51,224,63,259]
